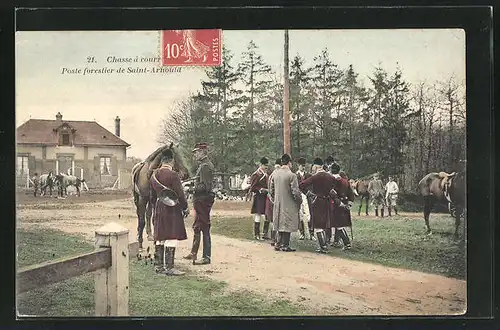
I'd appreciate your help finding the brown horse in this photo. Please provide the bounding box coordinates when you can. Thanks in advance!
[131,143,189,248]
[418,171,466,239]
[349,179,370,216]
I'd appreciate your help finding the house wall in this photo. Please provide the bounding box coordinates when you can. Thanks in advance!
[17,144,128,189]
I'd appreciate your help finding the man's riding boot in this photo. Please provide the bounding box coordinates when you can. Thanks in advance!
[262,221,270,240]
[394,207,398,215]
[388,207,392,217]
[332,228,342,248]
[165,247,185,275]
[270,230,276,246]
[281,232,296,252]
[381,208,385,218]
[194,230,211,265]
[375,209,379,217]
[274,232,283,251]
[339,229,352,250]
[254,222,262,240]
[184,231,201,260]
[315,231,328,253]
[298,222,305,240]
[325,228,332,245]
[154,244,165,273]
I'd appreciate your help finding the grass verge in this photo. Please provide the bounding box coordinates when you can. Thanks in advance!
[16,228,302,317]
[211,213,466,280]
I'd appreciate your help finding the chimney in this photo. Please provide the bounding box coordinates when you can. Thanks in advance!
[56,112,62,121]
[115,116,120,137]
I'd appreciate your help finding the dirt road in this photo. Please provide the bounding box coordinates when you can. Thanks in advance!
[16,195,466,315]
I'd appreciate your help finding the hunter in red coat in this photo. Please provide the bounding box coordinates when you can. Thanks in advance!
[329,165,355,250]
[150,150,189,276]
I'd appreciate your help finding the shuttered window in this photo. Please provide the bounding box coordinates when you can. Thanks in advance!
[100,156,111,175]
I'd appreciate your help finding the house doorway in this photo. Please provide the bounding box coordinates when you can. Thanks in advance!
[57,155,74,175]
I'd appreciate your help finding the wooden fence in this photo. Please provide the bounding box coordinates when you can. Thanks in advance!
[17,222,139,316]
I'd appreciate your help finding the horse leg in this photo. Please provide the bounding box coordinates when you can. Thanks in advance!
[453,205,461,240]
[135,196,147,249]
[76,185,81,197]
[423,196,434,235]
[145,200,154,241]
[357,198,362,216]
[365,196,369,215]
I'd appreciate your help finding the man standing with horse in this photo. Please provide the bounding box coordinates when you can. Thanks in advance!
[184,142,215,265]
[249,157,270,240]
[299,158,337,254]
[368,173,385,217]
[150,150,189,276]
[31,172,39,197]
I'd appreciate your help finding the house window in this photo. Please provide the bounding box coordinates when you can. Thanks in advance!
[100,157,111,175]
[17,156,29,175]
[62,134,70,146]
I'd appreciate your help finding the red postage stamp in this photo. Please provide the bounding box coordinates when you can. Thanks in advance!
[160,29,222,66]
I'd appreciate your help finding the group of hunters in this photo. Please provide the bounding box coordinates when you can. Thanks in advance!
[147,142,399,276]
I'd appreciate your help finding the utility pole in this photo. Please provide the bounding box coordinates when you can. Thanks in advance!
[283,30,291,155]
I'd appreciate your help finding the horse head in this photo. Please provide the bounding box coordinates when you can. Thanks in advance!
[169,143,190,180]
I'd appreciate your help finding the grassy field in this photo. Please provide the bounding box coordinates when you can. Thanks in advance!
[211,212,466,280]
[16,228,302,317]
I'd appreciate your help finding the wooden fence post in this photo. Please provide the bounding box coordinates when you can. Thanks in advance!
[94,222,130,316]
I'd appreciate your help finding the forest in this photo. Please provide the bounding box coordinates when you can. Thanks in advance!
[158,40,466,193]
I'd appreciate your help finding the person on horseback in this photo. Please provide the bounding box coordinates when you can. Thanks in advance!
[267,158,282,246]
[368,173,385,217]
[299,157,337,254]
[184,142,215,265]
[385,176,399,216]
[249,157,270,240]
[150,151,189,276]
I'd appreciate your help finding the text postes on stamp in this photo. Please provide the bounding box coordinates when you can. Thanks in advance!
[160,29,222,67]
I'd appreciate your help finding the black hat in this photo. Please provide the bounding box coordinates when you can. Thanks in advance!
[260,157,269,165]
[313,157,323,166]
[297,157,306,165]
[161,149,174,163]
[280,154,292,165]
[330,162,341,174]
[275,158,281,165]
[325,155,335,164]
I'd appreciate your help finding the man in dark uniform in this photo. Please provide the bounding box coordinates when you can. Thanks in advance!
[299,158,337,253]
[184,142,215,265]
[249,157,270,240]
[266,158,281,245]
[150,150,189,276]
[31,172,39,197]
[330,167,354,250]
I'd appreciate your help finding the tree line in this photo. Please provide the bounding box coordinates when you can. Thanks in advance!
[158,41,466,193]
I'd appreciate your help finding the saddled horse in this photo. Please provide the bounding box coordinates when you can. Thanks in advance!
[418,170,466,239]
[131,143,189,248]
[55,173,85,197]
[349,179,370,216]
[40,171,57,196]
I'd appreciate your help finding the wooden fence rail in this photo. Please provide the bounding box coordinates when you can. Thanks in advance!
[17,223,138,316]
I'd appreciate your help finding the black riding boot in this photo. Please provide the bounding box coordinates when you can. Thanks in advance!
[262,221,270,240]
[270,230,276,246]
[184,231,201,260]
[154,244,165,273]
[388,207,392,217]
[165,247,185,275]
[325,228,332,245]
[375,209,379,217]
[332,228,342,248]
[394,207,398,215]
[274,232,283,251]
[194,229,211,265]
[281,232,296,252]
[339,228,352,250]
[381,208,385,218]
[315,231,328,253]
[254,222,262,240]
[298,222,305,240]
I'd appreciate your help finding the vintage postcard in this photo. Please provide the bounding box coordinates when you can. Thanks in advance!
[15,28,466,317]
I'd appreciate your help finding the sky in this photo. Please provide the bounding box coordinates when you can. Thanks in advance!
[15,29,465,159]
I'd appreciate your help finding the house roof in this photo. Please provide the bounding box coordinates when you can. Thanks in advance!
[16,119,131,147]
